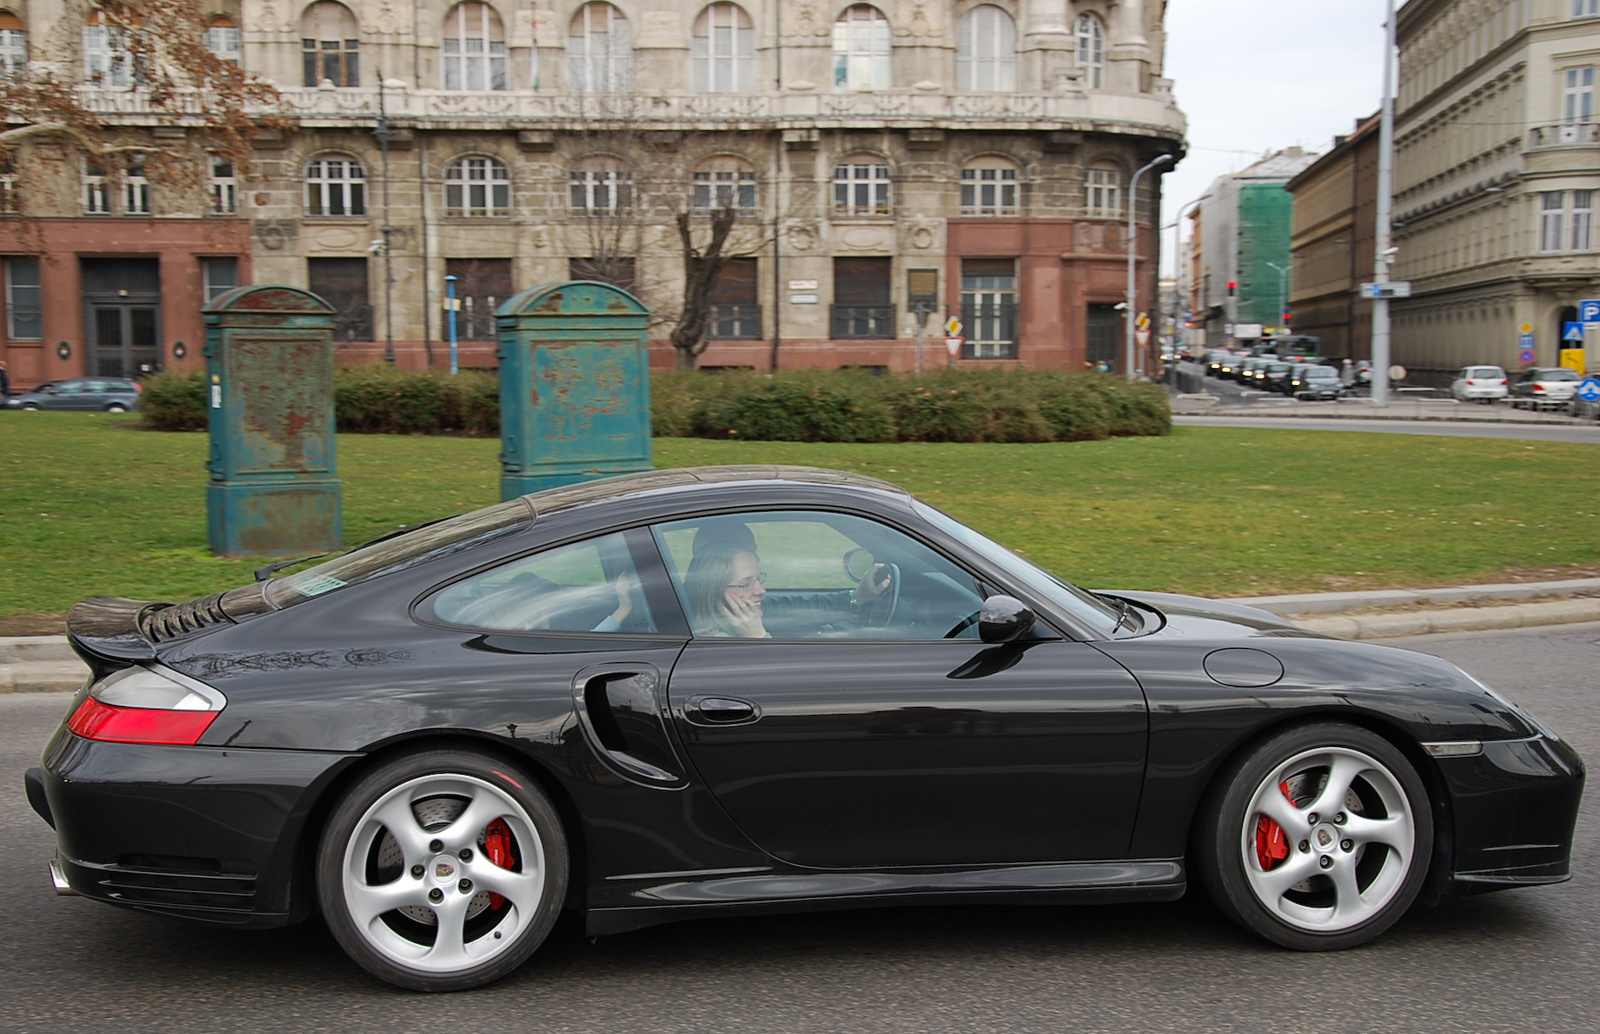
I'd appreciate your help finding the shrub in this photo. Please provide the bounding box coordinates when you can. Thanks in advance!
[138,370,208,431]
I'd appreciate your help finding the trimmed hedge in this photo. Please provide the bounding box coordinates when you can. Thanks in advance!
[140,366,1168,443]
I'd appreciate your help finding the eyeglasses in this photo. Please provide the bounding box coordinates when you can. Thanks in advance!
[726,572,767,590]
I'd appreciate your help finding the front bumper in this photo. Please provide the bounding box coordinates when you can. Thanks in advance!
[1437,735,1585,892]
[32,728,360,929]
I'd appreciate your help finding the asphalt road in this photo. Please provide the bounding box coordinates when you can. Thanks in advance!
[5,623,1598,1033]
[1174,415,1600,443]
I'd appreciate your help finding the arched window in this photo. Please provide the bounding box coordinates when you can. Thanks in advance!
[302,2,359,87]
[83,12,134,87]
[570,157,631,213]
[833,156,891,216]
[0,12,28,77]
[206,16,240,64]
[693,157,757,213]
[1076,13,1104,89]
[956,6,1015,93]
[568,2,631,92]
[833,5,890,91]
[693,3,754,93]
[960,157,1018,216]
[444,156,511,216]
[1086,162,1120,216]
[443,3,506,91]
[305,155,366,216]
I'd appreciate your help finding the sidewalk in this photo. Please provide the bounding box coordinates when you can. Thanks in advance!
[5,577,1598,692]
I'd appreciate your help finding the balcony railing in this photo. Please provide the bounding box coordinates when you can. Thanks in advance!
[708,304,762,340]
[1527,123,1600,149]
[831,305,896,339]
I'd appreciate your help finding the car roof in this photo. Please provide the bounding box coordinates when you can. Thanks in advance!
[521,465,910,518]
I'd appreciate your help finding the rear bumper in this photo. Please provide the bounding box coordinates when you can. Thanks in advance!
[34,727,360,929]
[1437,735,1584,893]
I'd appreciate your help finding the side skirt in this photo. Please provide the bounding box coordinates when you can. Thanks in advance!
[586,858,1186,937]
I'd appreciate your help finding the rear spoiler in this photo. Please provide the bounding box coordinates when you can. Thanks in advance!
[66,596,163,676]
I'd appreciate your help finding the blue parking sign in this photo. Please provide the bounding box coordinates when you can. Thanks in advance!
[1580,299,1600,323]
[1578,377,1600,403]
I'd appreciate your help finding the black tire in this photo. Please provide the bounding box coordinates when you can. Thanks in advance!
[1193,722,1432,951]
[105,403,128,413]
[22,403,39,410]
[317,749,568,991]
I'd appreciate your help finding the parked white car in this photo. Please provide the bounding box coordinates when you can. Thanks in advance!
[1450,365,1509,402]
[1509,367,1581,409]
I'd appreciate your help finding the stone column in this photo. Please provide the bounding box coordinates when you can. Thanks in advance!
[1021,0,1076,93]
[1108,0,1152,94]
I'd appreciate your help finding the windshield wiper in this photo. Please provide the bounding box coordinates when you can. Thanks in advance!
[253,553,329,582]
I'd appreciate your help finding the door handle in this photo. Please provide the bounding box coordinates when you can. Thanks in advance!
[685,695,760,726]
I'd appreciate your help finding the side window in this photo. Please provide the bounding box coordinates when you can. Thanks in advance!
[427,531,655,633]
[651,510,986,641]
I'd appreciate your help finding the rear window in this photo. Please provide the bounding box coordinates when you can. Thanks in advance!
[1545,369,1580,381]
[265,500,533,607]
[1467,367,1503,378]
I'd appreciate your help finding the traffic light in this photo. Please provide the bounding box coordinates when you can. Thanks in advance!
[1227,281,1237,296]
[1282,312,1291,323]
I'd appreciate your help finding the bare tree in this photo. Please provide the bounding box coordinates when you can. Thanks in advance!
[0,0,281,219]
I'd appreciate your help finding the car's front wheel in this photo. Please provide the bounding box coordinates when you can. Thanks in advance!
[317,750,568,991]
[1194,722,1432,951]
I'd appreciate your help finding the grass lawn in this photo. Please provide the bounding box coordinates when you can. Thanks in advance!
[3,413,1598,629]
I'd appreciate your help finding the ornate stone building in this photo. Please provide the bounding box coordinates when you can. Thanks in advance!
[0,0,1185,385]
[1393,0,1600,380]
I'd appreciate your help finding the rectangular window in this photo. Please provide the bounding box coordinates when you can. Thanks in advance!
[4,256,42,339]
[1576,0,1598,17]
[123,164,150,215]
[1563,67,1594,123]
[83,163,110,215]
[211,158,237,214]
[1572,190,1594,250]
[202,257,238,303]
[569,257,638,296]
[708,257,760,339]
[693,170,757,214]
[307,257,372,340]
[960,258,1017,360]
[1540,191,1566,253]
[447,257,514,340]
[832,164,891,217]
[960,167,1018,216]
[831,256,893,338]
[569,169,632,213]
[1087,168,1120,216]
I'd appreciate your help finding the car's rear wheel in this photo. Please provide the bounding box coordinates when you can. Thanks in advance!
[21,403,39,410]
[105,403,128,413]
[317,750,567,991]
[1194,722,1431,951]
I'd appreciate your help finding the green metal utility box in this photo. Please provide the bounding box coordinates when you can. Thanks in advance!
[494,281,653,500]
[201,285,342,557]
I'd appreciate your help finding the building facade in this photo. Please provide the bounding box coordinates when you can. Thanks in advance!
[0,0,1186,388]
[1285,113,1380,361]
[1393,0,1600,381]
[1191,148,1318,345]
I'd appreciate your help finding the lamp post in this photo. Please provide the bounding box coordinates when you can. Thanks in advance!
[445,274,459,375]
[1266,260,1290,335]
[375,72,396,366]
[1126,154,1174,381]
[1170,193,1210,352]
[1371,0,1398,407]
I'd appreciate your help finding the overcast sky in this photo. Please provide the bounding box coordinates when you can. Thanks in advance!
[1159,1,1391,274]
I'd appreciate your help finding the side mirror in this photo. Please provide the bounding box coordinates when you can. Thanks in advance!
[979,595,1036,644]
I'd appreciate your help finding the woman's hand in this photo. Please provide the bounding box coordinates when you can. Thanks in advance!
[718,594,768,638]
[609,573,634,627]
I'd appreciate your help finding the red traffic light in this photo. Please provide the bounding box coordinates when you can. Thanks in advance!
[1227,281,1237,295]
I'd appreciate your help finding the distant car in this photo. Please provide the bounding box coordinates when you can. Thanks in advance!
[1260,361,1294,392]
[1509,368,1581,409]
[1289,365,1344,400]
[5,377,140,412]
[1450,366,1509,402]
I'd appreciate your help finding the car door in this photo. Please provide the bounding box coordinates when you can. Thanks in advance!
[651,509,1148,870]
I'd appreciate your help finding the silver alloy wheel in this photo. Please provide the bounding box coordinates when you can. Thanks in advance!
[340,773,547,974]
[1240,746,1416,933]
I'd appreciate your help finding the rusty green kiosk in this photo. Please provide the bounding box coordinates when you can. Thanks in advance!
[201,285,342,557]
[495,281,653,500]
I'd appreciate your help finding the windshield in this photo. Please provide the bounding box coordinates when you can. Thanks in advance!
[912,500,1121,635]
[264,499,533,607]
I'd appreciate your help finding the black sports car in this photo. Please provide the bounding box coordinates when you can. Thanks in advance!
[26,466,1583,992]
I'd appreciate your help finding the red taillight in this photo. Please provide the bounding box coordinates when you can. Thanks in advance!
[133,382,143,393]
[1499,379,1508,385]
[1534,384,1545,392]
[67,697,218,745]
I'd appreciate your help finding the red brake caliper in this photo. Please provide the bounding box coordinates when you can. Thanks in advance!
[1254,781,1293,870]
[483,818,517,910]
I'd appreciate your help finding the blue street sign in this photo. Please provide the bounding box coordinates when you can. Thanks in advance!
[1580,299,1600,323]
[1578,377,1600,403]
[1563,321,1586,342]
[1519,347,1536,365]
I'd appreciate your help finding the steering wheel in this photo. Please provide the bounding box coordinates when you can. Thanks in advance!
[858,563,900,630]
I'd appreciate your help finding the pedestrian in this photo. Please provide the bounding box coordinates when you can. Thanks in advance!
[1340,357,1355,388]
[0,359,10,401]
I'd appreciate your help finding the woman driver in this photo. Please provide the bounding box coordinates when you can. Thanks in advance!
[684,544,770,638]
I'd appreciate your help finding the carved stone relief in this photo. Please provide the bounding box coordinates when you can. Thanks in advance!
[837,225,894,252]
[788,224,819,251]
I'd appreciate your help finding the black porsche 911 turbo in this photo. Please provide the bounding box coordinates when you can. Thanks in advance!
[27,466,1583,991]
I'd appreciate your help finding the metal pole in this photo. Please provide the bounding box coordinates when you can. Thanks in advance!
[376,72,396,366]
[914,310,925,376]
[1127,154,1174,381]
[1171,194,1210,352]
[445,274,458,375]
[1266,260,1289,333]
[1371,0,1397,407]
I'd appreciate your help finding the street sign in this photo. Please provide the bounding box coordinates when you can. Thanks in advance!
[1360,281,1412,299]
[1389,365,1407,381]
[1136,312,1151,330]
[1580,300,1600,323]
[1577,377,1600,402]
[1520,322,1534,334]
[1519,347,1536,365]
[1564,321,1586,342]
[945,317,962,336]
[944,336,963,358]
[1135,329,1151,347]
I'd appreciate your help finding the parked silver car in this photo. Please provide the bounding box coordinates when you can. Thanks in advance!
[4,377,141,412]
[1508,367,1580,409]
[1450,365,1509,402]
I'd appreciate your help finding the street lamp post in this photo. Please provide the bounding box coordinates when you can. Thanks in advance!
[445,274,459,375]
[375,72,396,366]
[1126,154,1174,381]
[1169,193,1210,352]
[1372,0,1398,407]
